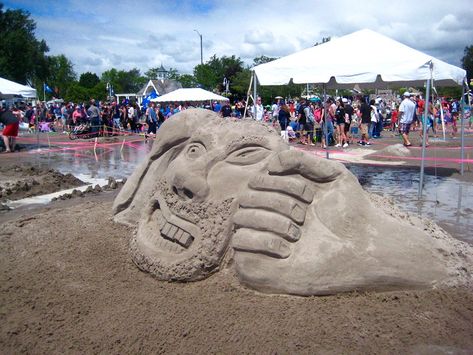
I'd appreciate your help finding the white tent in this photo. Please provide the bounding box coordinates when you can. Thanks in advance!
[151,88,229,103]
[252,29,466,88]
[0,77,37,98]
[252,28,468,196]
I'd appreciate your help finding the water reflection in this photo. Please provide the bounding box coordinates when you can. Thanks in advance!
[32,139,152,179]
[347,165,472,244]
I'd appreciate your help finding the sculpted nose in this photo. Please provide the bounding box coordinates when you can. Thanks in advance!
[171,169,209,201]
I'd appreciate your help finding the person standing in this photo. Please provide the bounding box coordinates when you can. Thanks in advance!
[321,97,336,149]
[251,97,264,121]
[220,101,232,118]
[271,99,280,122]
[343,98,354,144]
[87,99,101,136]
[358,96,372,146]
[334,98,348,147]
[146,102,157,137]
[398,92,416,147]
[278,102,291,134]
[0,105,21,153]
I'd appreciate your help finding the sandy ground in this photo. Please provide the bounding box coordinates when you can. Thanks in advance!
[1,136,473,354]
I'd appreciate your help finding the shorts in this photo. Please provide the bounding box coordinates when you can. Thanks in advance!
[2,122,19,137]
[399,123,411,134]
[360,123,369,135]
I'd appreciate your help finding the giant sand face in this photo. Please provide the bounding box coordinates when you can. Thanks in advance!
[113,108,472,296]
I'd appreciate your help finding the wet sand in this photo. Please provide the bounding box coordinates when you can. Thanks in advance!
[1,133,472,353]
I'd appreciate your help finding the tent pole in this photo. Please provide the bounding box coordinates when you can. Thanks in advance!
[243,72,254,118]
[418,63,433,199]
[460,79,466,175]
[253,71,258,118]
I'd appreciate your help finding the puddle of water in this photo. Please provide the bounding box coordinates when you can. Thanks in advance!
[347,165,473,244]
[29,140,152,179]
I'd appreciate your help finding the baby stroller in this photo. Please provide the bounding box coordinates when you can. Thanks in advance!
[69,123,96,140]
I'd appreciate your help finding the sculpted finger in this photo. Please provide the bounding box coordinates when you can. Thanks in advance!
[232,229,291,259]
[239,191,307,224]
[248,175,314,204]
[233,209,301,242]
[266,150,345,182]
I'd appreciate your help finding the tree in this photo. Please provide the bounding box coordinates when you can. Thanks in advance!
[194,63,219,91]
[64,82,89,103]
[0,3,49,84]
[314,36,331,46]
[79,72,100,88]
[252,55,277,66]
[178,74,198,88]
[461,45,473,84]
[194,54,245,92]
[46,54,76,98]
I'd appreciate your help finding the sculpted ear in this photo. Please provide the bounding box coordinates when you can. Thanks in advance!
[112,109,208,216]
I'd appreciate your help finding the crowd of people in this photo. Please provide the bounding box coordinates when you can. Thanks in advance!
[248,93,471,149]
[0,92,470,153]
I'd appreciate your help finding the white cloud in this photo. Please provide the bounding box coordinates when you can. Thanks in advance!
[5,0,472,76]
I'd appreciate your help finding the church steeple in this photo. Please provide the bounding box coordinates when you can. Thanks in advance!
[157,64,168,80]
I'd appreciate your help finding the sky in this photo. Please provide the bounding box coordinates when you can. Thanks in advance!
[3,0,472,78]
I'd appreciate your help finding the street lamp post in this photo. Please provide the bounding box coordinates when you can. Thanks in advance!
[194,29,203,65]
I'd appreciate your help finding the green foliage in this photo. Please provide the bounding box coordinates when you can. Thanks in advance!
[231,69,252,98]
[45,54,76,99]
[314,37,331,46]
[178,74,197,88]
[194,54,244,92]
[79,72,100,88]
[194,63,218,90]
[64,82,89,102]
[101,68,145,93]
[0,4,49,84]
[461,45,473,83]
[252,55,277,66]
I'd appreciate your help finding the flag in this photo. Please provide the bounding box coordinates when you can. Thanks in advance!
[44,83,53,93]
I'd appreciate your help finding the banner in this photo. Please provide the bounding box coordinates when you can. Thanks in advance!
[44,83,53,93]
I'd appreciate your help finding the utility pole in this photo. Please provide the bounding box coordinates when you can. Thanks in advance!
[194,30,203,65]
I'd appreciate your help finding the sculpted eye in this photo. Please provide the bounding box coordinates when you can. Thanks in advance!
[226,146,270,165]
[186,143,206,159]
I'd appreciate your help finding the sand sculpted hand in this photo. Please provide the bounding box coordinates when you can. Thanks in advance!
[231,149,450,296]
[232,150,344,260]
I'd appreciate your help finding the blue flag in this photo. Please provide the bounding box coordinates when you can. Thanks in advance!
[44,83,53,93]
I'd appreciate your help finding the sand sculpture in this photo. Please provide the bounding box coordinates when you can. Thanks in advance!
[113,108,472,296]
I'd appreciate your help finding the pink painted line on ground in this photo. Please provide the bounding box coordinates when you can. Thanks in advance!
[294,146,473,164]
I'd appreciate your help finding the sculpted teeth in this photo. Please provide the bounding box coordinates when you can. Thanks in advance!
[160,221,194,248]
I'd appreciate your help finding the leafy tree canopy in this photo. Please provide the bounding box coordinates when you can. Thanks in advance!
[0,3,49,84]
[79,72,100,89]
[461,45,473,84]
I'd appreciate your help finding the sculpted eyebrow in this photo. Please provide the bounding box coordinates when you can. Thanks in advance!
[225,136,269,154]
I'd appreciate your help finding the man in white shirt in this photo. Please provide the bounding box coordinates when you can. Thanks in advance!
[251,97,264,121]
[398,92,416,146]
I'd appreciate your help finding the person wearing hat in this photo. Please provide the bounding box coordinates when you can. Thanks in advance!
[398,92,416,146]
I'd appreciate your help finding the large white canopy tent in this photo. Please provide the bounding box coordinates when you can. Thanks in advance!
[0,77,37,98]
[251,29,468,197]
[252,29,466,88]
[150,88,229,103]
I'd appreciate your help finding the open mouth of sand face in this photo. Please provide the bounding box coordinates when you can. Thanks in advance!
[143,197,202,256]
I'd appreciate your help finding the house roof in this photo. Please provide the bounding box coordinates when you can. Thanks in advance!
[137,79,182,96]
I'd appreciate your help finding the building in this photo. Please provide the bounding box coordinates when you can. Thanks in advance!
[115,65,182,105]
